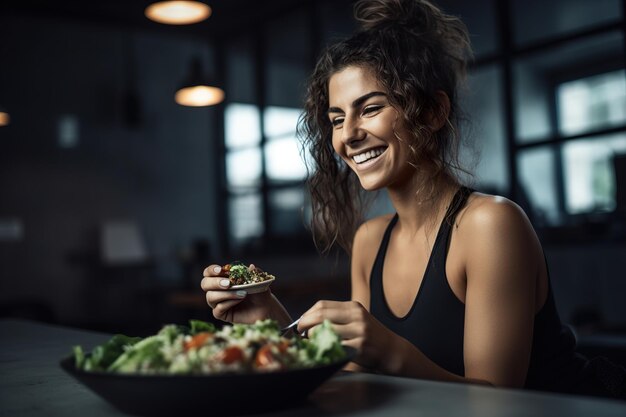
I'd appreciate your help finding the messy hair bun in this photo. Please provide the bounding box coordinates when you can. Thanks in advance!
[299,0,473,254]
[356,0,436,31]
[355,0,471,82]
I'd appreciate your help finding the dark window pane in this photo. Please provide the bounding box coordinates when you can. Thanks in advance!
[225,36,256,104]
[266,9,311,108]
[512,0,622,46]
[437,0,498,57]
[268,187,307,236]
[460,65,508,192]
[319,0,356,48]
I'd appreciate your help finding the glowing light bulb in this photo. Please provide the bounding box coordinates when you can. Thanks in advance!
[0,112,10,127]
[145,1,211,25]
[175,85,224,107]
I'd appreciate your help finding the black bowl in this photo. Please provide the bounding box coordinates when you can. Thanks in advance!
[60,348,355,416]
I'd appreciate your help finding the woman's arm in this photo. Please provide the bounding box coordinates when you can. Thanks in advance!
[343,218,382,372]
[460,196,540,388]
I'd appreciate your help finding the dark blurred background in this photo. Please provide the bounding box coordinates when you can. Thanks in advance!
[0,0,625,361]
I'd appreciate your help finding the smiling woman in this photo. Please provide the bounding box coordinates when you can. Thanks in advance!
[201,0,626,400]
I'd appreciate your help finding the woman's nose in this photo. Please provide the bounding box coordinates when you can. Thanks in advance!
[342,118,366,145]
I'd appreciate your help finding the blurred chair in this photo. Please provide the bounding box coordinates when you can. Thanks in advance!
[100,221,149,266]
[92,221,157,331]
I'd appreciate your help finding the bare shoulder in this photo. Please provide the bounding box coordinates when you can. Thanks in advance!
[456,192,534,237]
[455,192,542,274]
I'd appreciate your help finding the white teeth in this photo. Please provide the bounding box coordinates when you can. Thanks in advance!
[353,147,385,164]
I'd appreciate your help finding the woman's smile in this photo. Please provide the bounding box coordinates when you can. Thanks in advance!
[351,146,388,171]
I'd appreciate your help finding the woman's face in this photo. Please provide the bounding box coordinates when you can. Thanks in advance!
[328,66,414,191]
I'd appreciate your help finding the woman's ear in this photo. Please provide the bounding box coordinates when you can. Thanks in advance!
[423,91,451,133]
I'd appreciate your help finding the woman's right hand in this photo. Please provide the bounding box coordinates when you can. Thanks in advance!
[200,264,291,326]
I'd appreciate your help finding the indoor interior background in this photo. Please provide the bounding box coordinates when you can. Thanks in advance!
[1,0,625,364]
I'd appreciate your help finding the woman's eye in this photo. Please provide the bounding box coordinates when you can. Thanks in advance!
[362,105,383,116]
[331,117,344,127]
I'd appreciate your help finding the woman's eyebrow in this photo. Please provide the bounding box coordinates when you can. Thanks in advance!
[328,91,386,114]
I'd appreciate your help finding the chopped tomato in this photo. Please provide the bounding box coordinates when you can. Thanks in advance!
[255,343,288,370]
[218,346,244,364]
[184,332,212,351]
[255,344,276,368]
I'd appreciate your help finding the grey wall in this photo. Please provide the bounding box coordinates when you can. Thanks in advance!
[0,15,219,325]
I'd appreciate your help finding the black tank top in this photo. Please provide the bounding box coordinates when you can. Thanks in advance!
[369,187,589,392]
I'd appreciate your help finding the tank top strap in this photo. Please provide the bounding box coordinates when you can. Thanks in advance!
[437,186,473,243]
[369,213,398,303]
[378,213,399,253]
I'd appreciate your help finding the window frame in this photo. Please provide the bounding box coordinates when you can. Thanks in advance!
[214,2,323,255]
[484,0,626,234]
[214,0,626,252]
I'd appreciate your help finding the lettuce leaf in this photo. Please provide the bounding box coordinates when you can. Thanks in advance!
[308,320,346,364]
[75,334,141,372]
[189,319,216,335]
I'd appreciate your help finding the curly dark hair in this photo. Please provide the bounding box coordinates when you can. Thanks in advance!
[297,0,473,255]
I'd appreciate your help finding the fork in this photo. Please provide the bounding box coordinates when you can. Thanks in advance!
[280,317,303,336]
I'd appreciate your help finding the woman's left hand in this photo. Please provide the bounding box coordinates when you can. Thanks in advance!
[297,300,397,370]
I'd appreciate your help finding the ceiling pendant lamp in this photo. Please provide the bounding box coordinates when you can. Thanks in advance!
[175,58,224,107]
[145,1,211,25]
[0,107,9,127]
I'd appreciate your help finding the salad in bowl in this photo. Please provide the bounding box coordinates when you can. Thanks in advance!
[73,319,346,375]
[64,320,352,415]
